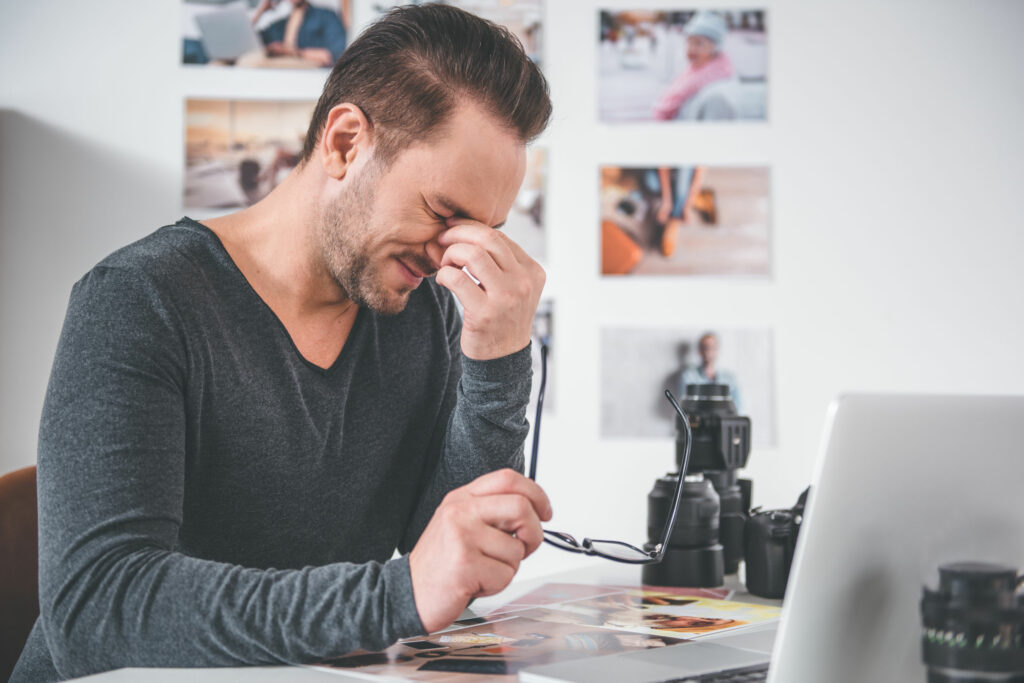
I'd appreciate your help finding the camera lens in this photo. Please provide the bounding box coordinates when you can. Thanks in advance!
[706,470,746,574]
[921,562,1024,682]
[643,476,724,588]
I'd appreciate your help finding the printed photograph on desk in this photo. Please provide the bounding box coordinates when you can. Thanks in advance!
[182,0,352,69]
[514,591,780,639]
[600,165,771,277]
[599,9,767,122]
[185,98,315,210]
[489,582,731,616]
[371,0,544,66]
[600,327,776,447]
[308,613,686,680]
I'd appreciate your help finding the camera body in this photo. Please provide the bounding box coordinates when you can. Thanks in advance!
[676,384,753,575]
[743,487,808,599]
[675,384,751,473]
[644,383,752,587]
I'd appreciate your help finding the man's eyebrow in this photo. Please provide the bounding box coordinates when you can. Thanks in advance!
[431,193,506,229]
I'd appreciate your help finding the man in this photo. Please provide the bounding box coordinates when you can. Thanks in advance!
[12,5,552,680]
[681,332,743,412]
[251,0,349,68]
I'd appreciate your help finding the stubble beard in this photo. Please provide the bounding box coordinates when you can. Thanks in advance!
[317,161,412,316]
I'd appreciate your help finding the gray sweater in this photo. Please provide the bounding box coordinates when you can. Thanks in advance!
[11,218,531,681]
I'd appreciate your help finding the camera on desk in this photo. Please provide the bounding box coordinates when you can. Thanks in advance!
[643,383,752,588]
[744,488,809,599]
[643,383,808,598]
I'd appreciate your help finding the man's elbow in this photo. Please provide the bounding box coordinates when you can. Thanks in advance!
[40,597,111,680]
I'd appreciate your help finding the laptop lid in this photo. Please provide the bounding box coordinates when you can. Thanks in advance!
[769,394,1024,683]
[195,8,262,62]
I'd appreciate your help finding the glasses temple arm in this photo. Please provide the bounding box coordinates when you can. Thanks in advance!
[658,389,693,556]
[528,343,547,481]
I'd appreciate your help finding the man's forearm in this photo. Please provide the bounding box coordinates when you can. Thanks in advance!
[400,344,532,552]
[39,546,423,678]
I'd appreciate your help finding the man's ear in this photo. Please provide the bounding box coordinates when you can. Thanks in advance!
[320,103,371,180]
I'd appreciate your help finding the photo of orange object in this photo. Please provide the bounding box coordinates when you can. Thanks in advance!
[600,165,770,277]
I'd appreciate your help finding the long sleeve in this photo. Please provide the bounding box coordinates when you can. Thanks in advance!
[399,301,532,553]
[33,267,424,681]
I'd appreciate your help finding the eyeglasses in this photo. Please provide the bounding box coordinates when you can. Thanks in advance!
[527,343,693,564]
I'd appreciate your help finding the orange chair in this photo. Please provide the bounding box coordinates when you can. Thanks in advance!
[601,220,643,275]
[0,465,39,681]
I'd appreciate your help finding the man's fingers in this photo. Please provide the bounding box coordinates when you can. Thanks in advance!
[439,243,504,288]
[475,493,544,556]
[438,223,518,270]
[466,469,553,522]
[474,523,528,570]
[435,265,486,309]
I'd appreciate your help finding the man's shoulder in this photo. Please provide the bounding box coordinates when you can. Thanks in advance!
[86,217,219,288]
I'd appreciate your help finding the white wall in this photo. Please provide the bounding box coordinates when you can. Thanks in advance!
[2,0,1023,581]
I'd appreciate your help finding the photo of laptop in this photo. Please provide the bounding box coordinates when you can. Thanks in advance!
[195,7,263,62]
[519,394,1024,683]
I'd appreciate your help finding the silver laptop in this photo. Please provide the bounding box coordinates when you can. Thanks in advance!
[520,394,1024,683]
[195,8,262,62]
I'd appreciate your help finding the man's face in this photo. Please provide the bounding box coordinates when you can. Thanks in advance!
[317,104,527,315]
[698,336,719,365]
[686,35,717,68]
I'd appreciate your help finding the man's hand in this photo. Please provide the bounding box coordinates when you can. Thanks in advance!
[435,222,545,361]
[408,469,552,634]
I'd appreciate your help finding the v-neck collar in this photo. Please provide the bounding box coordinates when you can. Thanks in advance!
[180,216,363,376]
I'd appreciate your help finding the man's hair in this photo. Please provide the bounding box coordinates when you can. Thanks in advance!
[301,3,552,167]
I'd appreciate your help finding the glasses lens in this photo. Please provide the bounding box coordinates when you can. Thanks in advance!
[585,539,655,563]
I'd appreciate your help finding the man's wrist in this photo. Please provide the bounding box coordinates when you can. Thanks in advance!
[460,342,532,383]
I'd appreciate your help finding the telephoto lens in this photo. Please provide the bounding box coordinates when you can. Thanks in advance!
[642,475,724,588]
[920,562,1024,682]
[706,470,747,574]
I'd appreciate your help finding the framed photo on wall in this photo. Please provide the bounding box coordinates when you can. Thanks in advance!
[599,9,767,123]
[185,98,316,210]
[600,326,776,447]
[600,165,771,277]
[182,0,353,70]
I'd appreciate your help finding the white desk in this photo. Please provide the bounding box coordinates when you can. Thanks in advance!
[71,563,780,682]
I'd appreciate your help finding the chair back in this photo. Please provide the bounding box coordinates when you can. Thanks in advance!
[0,465,39,681]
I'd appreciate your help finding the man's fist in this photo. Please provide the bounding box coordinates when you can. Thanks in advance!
[408,469,552,633]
